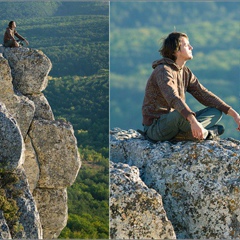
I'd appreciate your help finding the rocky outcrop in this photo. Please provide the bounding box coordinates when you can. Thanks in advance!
[110,128,240,239]
[110,162,176,239]
[3,48,50,95]
[0,104,24,170]
[0,47,81,239]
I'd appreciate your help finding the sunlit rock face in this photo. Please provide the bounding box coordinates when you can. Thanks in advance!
[110,161,176,239]
[110,128,240,239]
[0,48,81,239]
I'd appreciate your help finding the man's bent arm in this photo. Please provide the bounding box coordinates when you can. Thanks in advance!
[14,31,25,41]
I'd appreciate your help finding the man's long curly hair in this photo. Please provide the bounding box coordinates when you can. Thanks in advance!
[8,21,15,28]
[159,32,188,61]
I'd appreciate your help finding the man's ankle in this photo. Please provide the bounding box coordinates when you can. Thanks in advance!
[206,125,225,140]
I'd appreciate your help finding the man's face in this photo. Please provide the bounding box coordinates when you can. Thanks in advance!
[176,37,193,61]
[12,22,16,29]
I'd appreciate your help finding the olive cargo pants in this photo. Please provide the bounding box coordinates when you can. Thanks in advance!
[144,107,222,141]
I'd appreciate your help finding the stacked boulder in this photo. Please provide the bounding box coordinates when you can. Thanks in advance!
[0,47,81,239]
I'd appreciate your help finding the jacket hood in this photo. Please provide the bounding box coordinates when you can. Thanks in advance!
[152,58,181,70]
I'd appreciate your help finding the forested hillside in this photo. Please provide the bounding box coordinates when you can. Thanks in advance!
[0,2,108,77]
[0,2,109,239]
[110,2,240,140]
[45,72,109,157]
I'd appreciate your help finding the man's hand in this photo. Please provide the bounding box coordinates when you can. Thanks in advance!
[228,108,240,131]
[24,39,29,46]
[187,114,207,140]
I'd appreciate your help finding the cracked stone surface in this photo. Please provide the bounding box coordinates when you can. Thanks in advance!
[110,161,176,239]
[110,128,240,239]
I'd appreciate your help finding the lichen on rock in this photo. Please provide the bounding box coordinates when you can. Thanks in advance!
[29,119,81,188]
[3,47,52,94]
[0,103,24,171]
[110,128,240,239]
[110,161,176,239]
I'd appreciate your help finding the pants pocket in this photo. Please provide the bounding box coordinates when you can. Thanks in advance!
[147,116,172,141]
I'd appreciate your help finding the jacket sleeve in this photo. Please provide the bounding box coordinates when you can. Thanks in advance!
[156,65,195,119]
[14,30,25,41]
[187,69,231,114]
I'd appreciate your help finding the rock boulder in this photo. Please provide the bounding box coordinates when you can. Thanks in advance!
[0,47,81,239]
[3,48,52,94]
[0,103,24,170]
[110,128,240,239]
[110,161,176,239]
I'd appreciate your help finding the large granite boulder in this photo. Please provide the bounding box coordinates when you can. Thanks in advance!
[0,47,81,239]
[26,93,54,120]
[29,119,80,188]
[3,47,52,94]
[110,161,176,239]
[110,128,240,239]
[0,57,35,140]
[33,188,68,239]
[0,103,24,170]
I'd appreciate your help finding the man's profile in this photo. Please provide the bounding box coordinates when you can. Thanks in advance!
[141,32,240,142]
[3,21,29,48]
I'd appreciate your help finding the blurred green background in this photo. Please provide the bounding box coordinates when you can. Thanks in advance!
[110,2,240,140]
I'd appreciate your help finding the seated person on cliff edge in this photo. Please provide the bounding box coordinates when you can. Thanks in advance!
[140,32,240,142]
[3,21,29,48]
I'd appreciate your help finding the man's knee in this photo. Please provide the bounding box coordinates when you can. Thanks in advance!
[216,108,223,118]
[209,107,223,120]
[170,110,186,123]
[168,110,189,129]
[170,110,182,119]
[13,41,19,48]
[4,40,18,48]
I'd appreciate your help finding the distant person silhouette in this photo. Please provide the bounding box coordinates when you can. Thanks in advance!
[140,32,240,142]
[3,21,29,48]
